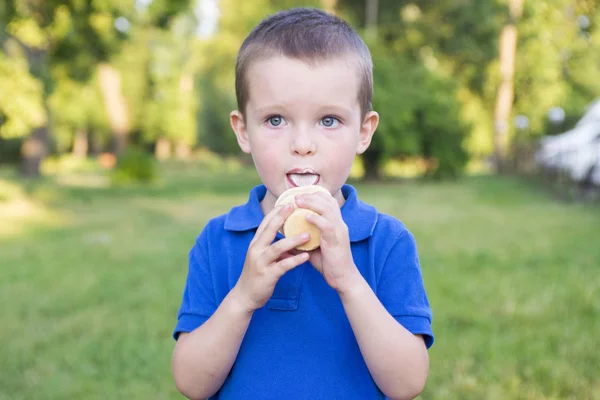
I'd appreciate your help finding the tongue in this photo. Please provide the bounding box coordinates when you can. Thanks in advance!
[289,173,319,187]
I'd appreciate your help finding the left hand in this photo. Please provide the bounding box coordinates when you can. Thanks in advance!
[294,192,363,293]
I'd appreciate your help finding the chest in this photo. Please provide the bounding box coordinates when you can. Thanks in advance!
[212,233,378,311]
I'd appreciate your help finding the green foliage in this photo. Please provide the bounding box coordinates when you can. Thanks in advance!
[143,19,197,146]
[111,147,157,185]
[193,0,264,156]
[1,0,195,175]
[111,26,153,147]
[111,12,198,152]
[47,74,108,152]
[196,54,239,155]
[512,0,600,136]
[340,0,600,173]
[2,0,600,181]
[340,0,504,161]
[0,49,46,139]
[367,42,469,178]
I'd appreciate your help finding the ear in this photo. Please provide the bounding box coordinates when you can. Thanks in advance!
[356,111,379,154]
[230,110,251,154]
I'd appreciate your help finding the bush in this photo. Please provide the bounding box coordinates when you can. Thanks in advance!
[111,147,157,185]
[364,42,469,180]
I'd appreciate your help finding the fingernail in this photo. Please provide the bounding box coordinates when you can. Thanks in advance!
[301,233,310,239]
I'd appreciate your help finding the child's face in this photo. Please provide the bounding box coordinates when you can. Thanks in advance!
[230,55,378,211]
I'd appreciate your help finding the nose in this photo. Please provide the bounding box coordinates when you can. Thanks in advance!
[290,127,316,156]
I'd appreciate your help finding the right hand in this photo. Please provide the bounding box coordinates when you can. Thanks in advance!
[231,203,311,312]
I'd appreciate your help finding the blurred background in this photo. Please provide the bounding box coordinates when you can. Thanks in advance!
[0,1,598,399]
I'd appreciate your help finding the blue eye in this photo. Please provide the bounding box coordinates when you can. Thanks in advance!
[320,116,339,127]
[267,116,284,127]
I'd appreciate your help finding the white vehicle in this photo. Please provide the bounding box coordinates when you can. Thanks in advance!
[535,99,600,186]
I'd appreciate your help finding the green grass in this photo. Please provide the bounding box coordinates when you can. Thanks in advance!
[1,162,599,399]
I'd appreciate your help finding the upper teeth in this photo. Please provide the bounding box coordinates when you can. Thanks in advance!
[289,173,319,186]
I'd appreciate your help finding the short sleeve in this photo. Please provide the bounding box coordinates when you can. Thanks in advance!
[377,230,434,349]
[172,229,218,340]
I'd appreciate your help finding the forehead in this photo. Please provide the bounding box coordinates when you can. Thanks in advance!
[245,55,362,111]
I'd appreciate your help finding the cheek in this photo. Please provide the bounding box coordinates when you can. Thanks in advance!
[326,141,357,172]
[255,153,280,173]
[249,136,284,173]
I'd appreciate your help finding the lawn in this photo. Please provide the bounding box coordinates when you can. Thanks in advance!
[1,161,598,399]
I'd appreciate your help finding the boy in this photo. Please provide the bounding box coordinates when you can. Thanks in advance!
[172,8,434,400]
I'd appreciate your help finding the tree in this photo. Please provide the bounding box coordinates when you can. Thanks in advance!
[2,1,129,175]
[137,15,198,160]
[47,75,108,157]
[512,0,600,136]
[336,0,485,179]
[0,48,46,145]
[363,42,468,180]
[493,0,524,173]
[1,0,193,176]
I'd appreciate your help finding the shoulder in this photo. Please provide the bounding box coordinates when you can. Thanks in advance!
[343,183,415,251]
[187,212,247,276]
[193,199,258,250]
[191,212,238,257]
[365,203,414,250]
[347,189,419,272]
[195,213,228,241]
[204,213,229,235]
[372,211,411,242]
[371,211,416,264]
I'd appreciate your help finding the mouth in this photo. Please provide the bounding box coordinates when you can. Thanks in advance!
[286,169,320,187]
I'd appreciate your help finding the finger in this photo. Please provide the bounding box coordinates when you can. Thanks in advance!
[295,192,339,216]
[305,212,346,246]
[254,203,295,248]
[252,204,287,244]
[273,252,310,275]
[276,251,295,262]
[264,233,310,262]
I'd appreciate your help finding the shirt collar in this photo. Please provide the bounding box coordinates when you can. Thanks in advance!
[224,184,377,242]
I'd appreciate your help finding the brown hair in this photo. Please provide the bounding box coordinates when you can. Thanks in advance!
[235,8,373,117]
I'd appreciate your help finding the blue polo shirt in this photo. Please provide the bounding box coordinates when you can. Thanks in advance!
[174,184,433,399]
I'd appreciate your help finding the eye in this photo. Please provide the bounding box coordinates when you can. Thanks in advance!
[320,116,340,128]
[266,115,285,127]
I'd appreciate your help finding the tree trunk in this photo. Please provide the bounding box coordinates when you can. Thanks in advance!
[72,129,88,158]
[493,0,524,173]
[17,42,49,178]
[155,137,171,160]
[365,0,379,41]
[89,130,102,156]
[97,63,129,156]
[361,150,382,181]
[20,125,49,177]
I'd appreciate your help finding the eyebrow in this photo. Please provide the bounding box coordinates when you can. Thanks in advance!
[320,105,353,116]
[253,104,286,115]
[252,104,353,116]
